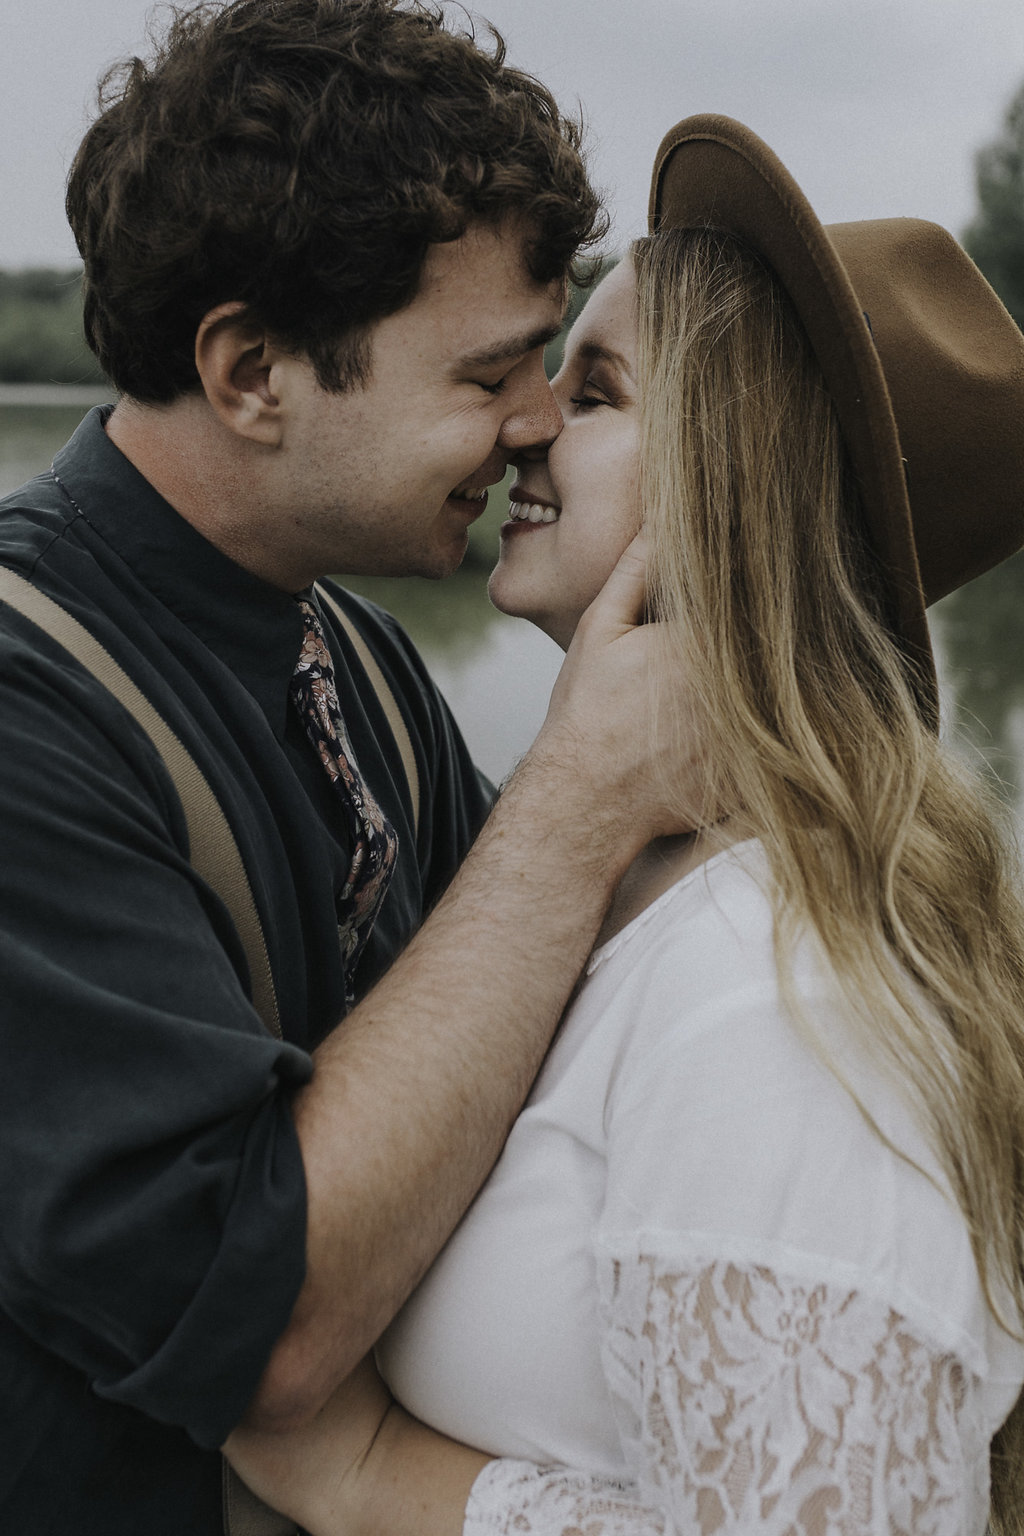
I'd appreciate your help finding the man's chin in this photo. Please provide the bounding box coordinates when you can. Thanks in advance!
[405,550,467,583]
[422,533,473,581]
[338,539,469,582]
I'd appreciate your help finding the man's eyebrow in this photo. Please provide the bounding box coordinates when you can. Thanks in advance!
[458,322,564,370]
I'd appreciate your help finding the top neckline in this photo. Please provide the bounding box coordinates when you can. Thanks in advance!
[587,837,764,975]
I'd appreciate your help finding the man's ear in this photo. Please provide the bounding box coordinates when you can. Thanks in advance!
[195,302,285,445]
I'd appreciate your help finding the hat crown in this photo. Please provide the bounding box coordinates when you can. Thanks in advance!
[825,217,1024,604]
[650,115,1024,693]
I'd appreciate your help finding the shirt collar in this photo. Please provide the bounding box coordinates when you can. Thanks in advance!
[52,406,306,736]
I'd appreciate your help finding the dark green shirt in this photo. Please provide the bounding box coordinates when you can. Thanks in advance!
[0,407,492,1532]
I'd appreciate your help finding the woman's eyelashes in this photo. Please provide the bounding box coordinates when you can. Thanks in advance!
[567,374,615,411]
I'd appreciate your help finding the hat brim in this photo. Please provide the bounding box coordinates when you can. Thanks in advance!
[648,115,935,701]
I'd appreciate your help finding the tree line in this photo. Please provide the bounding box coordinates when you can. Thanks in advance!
[0,268,106,385]
[938,80,1024,788]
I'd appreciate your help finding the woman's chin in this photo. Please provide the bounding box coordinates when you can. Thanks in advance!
[486,575,571,651]
[486,567,531,624]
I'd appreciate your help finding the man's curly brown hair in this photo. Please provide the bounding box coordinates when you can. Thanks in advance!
[66,0,606,403]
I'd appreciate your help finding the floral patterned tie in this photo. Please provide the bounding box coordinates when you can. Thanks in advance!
[290,596,398,996]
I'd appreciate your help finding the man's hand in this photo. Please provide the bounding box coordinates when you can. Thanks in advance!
[531,533,703,845]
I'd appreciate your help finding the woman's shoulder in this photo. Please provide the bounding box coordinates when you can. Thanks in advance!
[586,836,926,1186]
[581,840,1022,1405]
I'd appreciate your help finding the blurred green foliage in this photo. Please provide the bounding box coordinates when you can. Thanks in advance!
[934,551,1024,800]
[963,80,1024,329]
[937,81,1024,797]
[0,268,106,385]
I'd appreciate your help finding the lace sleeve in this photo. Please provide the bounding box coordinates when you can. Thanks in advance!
[463,1255,988,1536]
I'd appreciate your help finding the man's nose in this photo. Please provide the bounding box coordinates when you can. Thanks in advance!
[498,361,563,454]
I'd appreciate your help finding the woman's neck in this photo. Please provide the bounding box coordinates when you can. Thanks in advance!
[595,825,735,948]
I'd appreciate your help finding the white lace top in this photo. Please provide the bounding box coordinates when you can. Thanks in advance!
[378,842,1024,1534]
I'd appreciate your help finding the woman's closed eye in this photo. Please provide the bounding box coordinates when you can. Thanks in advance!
[569,388,610,411]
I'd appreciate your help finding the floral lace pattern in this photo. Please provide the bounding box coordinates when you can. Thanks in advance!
[464,1255,988,1535]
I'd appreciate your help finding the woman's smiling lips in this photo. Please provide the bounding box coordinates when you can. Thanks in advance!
[502,492,562,534]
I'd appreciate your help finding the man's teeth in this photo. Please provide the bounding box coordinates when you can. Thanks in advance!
[508,502,560,524]
[451,488,488,501]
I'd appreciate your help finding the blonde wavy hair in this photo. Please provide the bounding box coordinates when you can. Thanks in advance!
[632,226,1024,1531]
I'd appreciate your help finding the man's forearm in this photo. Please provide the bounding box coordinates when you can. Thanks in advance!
[247,743,639,1430]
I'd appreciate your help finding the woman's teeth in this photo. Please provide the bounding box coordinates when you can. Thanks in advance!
[508,502,560,524]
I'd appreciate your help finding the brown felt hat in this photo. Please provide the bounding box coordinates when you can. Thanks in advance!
[648,114,1024,711]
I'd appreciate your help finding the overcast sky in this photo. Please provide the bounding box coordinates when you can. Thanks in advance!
[3,0,1024,268]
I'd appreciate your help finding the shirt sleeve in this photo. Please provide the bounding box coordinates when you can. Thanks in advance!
[464,870,992,1534]
[0,626,312,1449]
[463,1259,987,1535]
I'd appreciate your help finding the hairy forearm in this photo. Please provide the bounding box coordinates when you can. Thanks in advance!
[247,744,641,1429]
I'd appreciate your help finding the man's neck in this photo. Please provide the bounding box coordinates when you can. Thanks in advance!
[104,397,298,592]
[105,393,215,525]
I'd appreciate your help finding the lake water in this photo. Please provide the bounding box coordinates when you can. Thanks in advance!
[1,391,1022,830]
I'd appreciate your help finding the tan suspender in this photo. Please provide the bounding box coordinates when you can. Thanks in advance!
[0,566,282,1039]
[0,566,420,1536]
